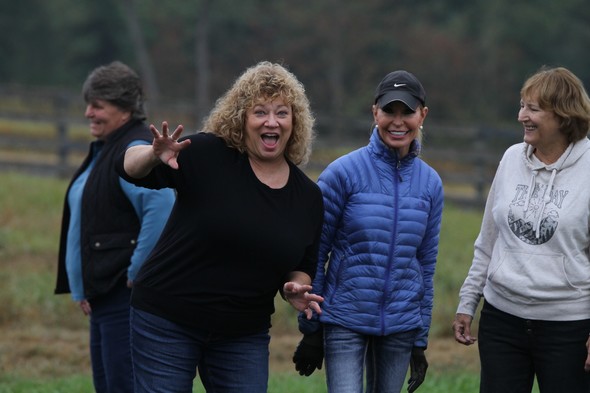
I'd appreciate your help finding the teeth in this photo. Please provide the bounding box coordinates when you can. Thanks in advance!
[389,131,408,136]
[262,134,279,143]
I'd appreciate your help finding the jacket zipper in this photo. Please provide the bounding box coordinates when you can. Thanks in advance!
[380,159,401,334]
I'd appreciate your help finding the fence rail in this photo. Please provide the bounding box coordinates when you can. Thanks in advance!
[0,86,521,207]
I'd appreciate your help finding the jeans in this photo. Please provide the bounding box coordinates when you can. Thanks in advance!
[130,307,270,393]
[479,300,590,393]
[324,324,417,393]
[89,283,134,393]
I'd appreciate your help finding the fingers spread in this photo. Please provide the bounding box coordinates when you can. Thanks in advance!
[171,124,185,139]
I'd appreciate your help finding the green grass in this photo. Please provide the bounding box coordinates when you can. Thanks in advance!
[0,170,538,392]
[432,200,483,336]
[0,372,479,393]
[0,373,541,393]
[0,172,64,255]
[0,375,92,393]
[0,170,487,337]
[0,371,540,393]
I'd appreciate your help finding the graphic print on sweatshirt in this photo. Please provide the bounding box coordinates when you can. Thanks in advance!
[508,181,568,245]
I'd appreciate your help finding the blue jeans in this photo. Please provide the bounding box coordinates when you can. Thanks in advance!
[89,283,134,393]
[324,324,417,393]
[130,307,270,393]
[479,300,590,393]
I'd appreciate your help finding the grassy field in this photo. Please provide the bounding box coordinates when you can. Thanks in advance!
[0,170,537,392]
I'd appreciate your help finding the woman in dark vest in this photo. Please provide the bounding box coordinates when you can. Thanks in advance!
[55,61,175,393]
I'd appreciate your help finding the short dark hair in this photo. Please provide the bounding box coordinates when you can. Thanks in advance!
[82,61,146,121]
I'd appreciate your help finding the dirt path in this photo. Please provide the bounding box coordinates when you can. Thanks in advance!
[270,334,480,373]
[0,326,480,378]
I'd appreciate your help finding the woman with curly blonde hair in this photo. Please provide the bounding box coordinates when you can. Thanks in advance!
[202,61,315,166]
[116,61,324,393]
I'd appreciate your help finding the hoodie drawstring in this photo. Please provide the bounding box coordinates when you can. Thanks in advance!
[524,168,557,239]
[534,169,557,237]
[523,170,537,215]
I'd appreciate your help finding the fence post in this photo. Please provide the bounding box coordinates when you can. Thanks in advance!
[55,93,70,178]
[474,126,488,205]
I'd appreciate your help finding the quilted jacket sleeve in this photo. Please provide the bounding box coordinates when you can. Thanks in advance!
[414,166,444,348]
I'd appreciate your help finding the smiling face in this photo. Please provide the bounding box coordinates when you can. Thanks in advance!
[518,97,565,151]
[372,101,427,157]
[244,97,293,164]
[84,99,131,140]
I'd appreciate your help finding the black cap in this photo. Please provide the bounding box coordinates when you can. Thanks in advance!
[374,70,426,111]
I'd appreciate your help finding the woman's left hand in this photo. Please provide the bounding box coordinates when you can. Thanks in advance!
[283,281,324,319]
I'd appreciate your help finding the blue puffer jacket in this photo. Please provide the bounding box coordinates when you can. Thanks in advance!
[302,128,444,348]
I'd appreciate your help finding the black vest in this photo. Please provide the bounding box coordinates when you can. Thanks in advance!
[55,120,152,299]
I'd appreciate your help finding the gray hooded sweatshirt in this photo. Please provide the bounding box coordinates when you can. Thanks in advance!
[457,138,590,321]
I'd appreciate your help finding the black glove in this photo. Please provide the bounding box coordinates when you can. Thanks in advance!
[292,328,324,376]
[407,347,428,392]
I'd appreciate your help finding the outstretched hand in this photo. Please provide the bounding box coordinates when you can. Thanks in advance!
[150,121,191,169]
[283,282,324,319]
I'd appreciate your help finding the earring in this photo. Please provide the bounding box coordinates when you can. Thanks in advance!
[419,125,424,131]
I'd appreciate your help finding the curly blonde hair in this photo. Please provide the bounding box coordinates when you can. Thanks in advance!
[201,61,315,165]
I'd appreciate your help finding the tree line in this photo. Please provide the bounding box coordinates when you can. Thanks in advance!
[2,0,589,133]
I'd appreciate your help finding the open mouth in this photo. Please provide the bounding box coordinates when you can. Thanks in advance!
[261,133,279,147]
[524,124,536,131]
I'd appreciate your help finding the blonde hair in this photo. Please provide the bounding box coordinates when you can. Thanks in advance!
[201,61,315,165]
[521,66,590,142]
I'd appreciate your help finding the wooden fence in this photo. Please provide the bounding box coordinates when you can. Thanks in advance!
[0,86,521,207]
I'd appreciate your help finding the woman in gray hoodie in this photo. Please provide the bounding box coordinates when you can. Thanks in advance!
[453,66,590,392]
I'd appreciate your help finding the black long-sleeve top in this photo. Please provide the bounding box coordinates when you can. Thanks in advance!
[117,133,324,336]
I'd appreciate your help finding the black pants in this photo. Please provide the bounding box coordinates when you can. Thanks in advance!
[478,300,590,393]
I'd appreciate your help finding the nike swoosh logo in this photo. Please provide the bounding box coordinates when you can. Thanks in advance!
[394,83,406,87]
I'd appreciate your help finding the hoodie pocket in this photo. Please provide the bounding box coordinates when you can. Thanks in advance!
[488,249,586,303]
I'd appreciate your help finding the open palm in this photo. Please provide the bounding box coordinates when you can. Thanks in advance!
[150,121,191,169]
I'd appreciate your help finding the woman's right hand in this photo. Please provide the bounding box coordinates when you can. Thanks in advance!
[78,299,92,316]
[453,313,477,345]
[150,121,191,170]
